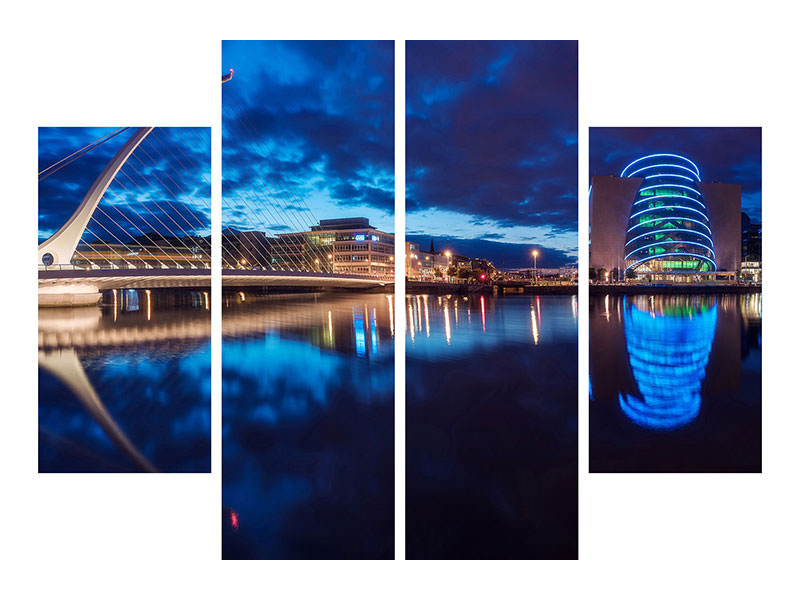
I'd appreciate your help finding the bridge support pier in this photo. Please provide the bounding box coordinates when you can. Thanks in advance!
[38,282,101,308]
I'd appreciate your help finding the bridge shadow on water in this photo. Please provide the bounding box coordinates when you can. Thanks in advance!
[38,290,211,473]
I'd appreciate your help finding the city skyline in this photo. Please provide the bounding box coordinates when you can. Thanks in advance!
[406,40,578,269]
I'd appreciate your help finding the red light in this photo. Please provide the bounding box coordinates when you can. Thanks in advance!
[230,510,239,530]
[480,273,486,280]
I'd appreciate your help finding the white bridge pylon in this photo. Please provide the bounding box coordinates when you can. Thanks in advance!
[38,127,155,267]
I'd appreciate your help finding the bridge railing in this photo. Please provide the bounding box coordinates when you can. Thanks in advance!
[38,263,210,272]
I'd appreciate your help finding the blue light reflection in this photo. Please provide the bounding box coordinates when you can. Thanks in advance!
[620,297,717,430]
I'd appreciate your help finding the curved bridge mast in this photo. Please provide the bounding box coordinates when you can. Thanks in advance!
[38,127,154,267]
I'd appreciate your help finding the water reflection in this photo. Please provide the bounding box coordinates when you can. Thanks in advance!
[222,292,394,560]
[620,296,717,430]
[38,290,211,473]
[406,294,577,559]
[590,293,762,473]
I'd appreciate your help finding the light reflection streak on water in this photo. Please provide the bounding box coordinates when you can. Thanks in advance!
[408,300,415,343]
[416,296,423,332]
[371,307,379,354]
[387,295,394,336]
[406,294,576,357]
[620,296,717,430]
[353,307,367,357]
[423,295,430,338]
[536,296,542,329]
[443,300,451,344]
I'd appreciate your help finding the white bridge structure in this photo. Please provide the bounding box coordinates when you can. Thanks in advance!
[38,125,391,307]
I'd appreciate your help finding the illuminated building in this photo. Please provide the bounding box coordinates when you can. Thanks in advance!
[405,241,450,280]
[270,217,394,277]
[622,154,715,277]
[590,153,742,282]
[72,235,211,269]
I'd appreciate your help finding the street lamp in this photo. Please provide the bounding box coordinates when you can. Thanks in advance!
[444,250,452,282]
[531,250,538,285]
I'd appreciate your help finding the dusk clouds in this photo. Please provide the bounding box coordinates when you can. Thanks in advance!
[406,41,578,267]
[221,40,394,233]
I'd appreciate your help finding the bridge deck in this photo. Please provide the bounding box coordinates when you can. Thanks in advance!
[38,268,392,290]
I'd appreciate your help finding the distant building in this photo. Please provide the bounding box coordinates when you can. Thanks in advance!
[406,241,448,280]
[73,234,211,269]
[269,217,394,277]
[740,212,762,282]
[590,153,742,282]
[222,229,271,268]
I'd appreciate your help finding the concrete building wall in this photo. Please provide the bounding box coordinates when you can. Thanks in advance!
[589,175,642,274]
[700,181,742,272]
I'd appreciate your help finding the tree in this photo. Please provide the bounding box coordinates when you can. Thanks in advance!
[433,267,443,279]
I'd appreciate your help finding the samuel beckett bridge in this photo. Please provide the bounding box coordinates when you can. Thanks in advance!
[220,68,394,290]
[38,126,212,306]
[39,101,391,307]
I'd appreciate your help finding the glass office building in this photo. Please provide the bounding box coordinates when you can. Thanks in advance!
[622,154,716,279]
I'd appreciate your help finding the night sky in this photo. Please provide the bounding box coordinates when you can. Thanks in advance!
[590,127,762,222]
[221,40,394,234]
[406,41,578,269]
[38,127,210,244]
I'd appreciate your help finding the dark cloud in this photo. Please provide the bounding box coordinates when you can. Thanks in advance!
[221,41,394,232]
[406,41,578,238]
[589,127,762,221]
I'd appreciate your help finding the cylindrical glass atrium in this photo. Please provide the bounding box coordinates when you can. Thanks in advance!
[622,153,715,277]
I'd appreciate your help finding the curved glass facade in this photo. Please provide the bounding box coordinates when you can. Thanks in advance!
[620,296,717,430]
[622,154,715,276]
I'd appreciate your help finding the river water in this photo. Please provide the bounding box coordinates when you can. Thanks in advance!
[590,293,762,472]
[38,289,211,473]
[221,291,395,559]
[406,293,578,559]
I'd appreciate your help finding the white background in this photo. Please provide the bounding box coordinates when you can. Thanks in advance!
[2,1,798,598]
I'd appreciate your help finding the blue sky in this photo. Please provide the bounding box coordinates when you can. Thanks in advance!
[38,127,210,244]
[221,40,394,234]
[406,41,578,268]
[590,127,762,222]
